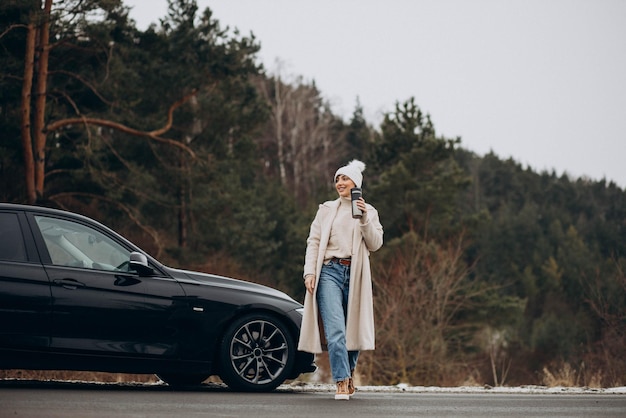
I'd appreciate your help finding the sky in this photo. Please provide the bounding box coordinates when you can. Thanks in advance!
[123,0,626,188]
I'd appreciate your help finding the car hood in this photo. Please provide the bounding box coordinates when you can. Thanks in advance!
[169,268,300,305]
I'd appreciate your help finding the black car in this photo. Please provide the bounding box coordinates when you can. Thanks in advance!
[0,203,315,391]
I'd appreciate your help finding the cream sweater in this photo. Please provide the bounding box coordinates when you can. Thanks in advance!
[324,197,354,261]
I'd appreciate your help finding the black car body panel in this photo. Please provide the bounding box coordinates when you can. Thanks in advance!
[0,204,314,388]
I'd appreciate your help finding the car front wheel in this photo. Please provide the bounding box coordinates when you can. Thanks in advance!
[219,313,296,392]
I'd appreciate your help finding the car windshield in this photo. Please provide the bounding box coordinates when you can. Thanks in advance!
[35,215,132,272]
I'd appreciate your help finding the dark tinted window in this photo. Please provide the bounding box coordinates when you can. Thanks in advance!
[0,213,27,262]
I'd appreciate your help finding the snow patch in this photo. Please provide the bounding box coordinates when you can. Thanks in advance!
[284,382,626,394]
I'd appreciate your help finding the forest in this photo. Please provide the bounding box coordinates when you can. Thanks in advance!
[1,0,625,387]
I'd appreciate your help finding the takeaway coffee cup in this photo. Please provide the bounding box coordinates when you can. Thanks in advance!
[350,187,362,218]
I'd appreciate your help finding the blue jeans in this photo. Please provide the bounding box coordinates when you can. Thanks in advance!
[317,260,359,382]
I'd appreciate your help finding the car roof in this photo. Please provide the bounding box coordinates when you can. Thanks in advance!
[1,203,69,213]
[0,203,99,224]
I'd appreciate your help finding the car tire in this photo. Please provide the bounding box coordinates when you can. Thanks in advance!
[156,373,209,387]
[219,313,296,392]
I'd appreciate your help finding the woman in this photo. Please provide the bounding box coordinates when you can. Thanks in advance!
[298,160,384,400]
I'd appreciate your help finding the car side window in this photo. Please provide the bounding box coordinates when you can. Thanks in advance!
[34,215,132,272]
[0,213,27,262]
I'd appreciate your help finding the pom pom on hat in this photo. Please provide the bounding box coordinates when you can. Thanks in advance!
[334,159,366,188]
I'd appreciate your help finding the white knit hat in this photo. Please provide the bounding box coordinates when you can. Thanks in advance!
[334,160,366,188]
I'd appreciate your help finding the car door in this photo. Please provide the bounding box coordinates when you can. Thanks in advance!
[28,212,187,358]
[0,211,52,350]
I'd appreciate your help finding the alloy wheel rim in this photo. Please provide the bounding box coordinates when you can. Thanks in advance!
[229,319,289,385]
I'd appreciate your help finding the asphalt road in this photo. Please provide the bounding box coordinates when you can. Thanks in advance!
[0,381,624,417]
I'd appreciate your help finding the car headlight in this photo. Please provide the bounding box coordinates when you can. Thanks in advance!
[295,307,304,315]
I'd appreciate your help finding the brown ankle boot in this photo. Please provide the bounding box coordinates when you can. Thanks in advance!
[348,369,356,396]
[335,379,350,400]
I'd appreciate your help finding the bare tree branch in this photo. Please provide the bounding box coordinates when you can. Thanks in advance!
[45,115,196,157]
[0,23,28,40]
[148,88,201,137]
[51,70,114,106]
[44,87,203,157]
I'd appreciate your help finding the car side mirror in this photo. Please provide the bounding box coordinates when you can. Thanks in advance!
[129,252,154,276]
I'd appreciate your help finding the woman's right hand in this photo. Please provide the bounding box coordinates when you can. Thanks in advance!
[304,274,316,295]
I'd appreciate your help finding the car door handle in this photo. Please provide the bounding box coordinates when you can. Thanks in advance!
[53,278,86,290]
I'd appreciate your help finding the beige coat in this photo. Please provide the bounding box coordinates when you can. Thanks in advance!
[297,198,383,353]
